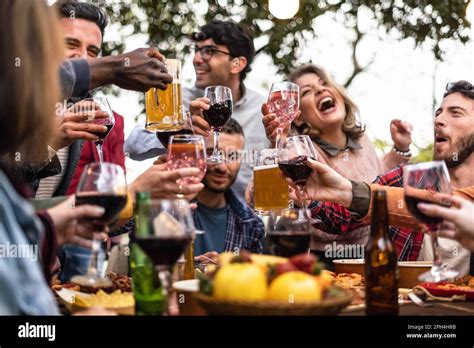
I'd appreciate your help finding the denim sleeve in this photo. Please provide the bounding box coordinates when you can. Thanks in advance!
[59,59,90,99]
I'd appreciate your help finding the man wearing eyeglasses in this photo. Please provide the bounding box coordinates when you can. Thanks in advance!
[125,20,270,202]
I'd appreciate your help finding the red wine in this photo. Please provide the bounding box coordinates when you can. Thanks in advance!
[75,193,127,225]
[278,156,312,186]
[91,124,114,143]
[156,128,193,149]
[202,100,232,130]
[268,231,310,257]
[135,235,192,266]
[404,195,446,230]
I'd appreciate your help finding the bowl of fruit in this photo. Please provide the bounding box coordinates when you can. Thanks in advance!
[194,251,353,316]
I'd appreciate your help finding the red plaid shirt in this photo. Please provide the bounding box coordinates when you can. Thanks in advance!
[311,165,424,261]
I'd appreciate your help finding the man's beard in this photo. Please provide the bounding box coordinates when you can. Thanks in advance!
[202,172,237,194]
[435,132,474,168]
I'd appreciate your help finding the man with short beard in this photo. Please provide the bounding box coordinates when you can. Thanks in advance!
[300,80,474,275]
[192,119,264,258]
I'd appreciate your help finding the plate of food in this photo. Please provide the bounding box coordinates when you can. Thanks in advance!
[53,272,135,314]
[194,251,353,316]
[419,275,474,301]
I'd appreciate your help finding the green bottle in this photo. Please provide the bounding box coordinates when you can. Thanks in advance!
[130,191,165,315]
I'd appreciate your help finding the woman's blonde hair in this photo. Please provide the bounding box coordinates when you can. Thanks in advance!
[0,0,64,163]
[288,64,365,140]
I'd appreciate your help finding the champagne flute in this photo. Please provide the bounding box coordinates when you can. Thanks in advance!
[403,161,457,282]
[133,199,194,315]
[166,134,207,199]
[83,97,115,165]
[202,86,233,163]
[72,162,128,290]
[267,82,300,149]
[278,135,317,211]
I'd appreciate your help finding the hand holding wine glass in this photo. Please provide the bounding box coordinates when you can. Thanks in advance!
[82,97,115,164]
[202,86,233,163]
[403,161,457,282]
[166,134,207,198]
[278,135,317,210]
[267,82,299,149]
[72,162,128,290]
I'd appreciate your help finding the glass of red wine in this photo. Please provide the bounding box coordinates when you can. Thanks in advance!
[278,135,317,210]
[134,199,194,315]
[83,97,115,165]
[403,161,457,282]
[166,134,207,199]
[202,85,233,163]
[267,82,300,149]
[266,208,313,257]
[156,110,194,149]
[72,162,128,290]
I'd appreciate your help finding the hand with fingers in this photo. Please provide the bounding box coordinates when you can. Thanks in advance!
[285,159,353,207]
[390,119,413,151]
[46,196,109,248]
[128,163,204,201]
[261,103,291,146]
[189,97,211,137]
[418,195,474,251]
[50,100,109,150]
[90,47,173,92]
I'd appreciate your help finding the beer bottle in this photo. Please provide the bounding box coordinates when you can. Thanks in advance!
[365,190,399,315]
[130,191,165,315]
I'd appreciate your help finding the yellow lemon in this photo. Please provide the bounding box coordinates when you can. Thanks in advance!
[213,263,267,301]
[268,271,321,303]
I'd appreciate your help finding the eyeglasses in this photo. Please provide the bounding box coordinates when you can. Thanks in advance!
[194,45,231,61]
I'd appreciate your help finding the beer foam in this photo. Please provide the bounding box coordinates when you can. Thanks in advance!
[254,164,279,171]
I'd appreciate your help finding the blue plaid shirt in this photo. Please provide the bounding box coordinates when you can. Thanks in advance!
[194,189,265,254]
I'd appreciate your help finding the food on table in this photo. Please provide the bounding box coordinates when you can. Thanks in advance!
[107,272,132,293]
[74,290,134,308]
[213,263,267,301]
[334,273,363,289]
[268,271,322,303]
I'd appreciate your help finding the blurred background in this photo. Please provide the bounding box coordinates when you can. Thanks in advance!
[51,0,474,181]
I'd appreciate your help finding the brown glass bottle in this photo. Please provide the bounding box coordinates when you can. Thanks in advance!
[365,190,399,315]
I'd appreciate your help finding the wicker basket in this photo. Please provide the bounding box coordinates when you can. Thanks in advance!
[193,288,353,316]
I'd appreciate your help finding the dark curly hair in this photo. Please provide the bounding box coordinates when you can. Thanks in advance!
[191,20,255,82]
[52,0,108,38]
[444,80,474,100]
[221,118,244,138]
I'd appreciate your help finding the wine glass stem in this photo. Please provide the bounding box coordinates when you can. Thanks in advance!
[87,232,102,276]
[211,129,220,160]
[157,267,173,316]
[299,185,308,210]
[275,128,283,150]
[430,228,443,268]
[95,142,104,164]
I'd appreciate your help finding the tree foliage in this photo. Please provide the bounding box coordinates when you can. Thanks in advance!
[102,0,471,79]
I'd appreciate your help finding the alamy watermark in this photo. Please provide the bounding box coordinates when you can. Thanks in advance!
[324,242,364,259]
[0,241,38,262]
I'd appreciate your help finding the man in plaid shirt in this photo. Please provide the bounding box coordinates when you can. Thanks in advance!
[305,81,474,272]
[193,119,265,261]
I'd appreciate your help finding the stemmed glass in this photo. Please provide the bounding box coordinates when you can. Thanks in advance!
[266,208,313,257]
[72,162,128,290]
[156,110,194,149]
[166,134,207,199]
[83,97,115,165]
[267,82,300,149]
[202,86,233,163]
[278,135,318,210]
[403,161,458,282]
[133,199,194,315]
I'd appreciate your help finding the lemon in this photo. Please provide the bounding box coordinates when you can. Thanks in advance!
[213,263,267,301]
[268,271,321,303]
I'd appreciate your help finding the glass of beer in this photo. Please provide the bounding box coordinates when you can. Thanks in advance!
[145,58,184,132]
[254,149,289,214]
